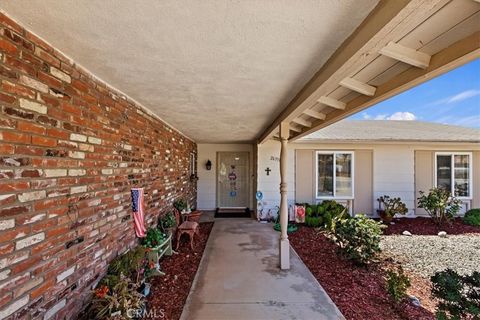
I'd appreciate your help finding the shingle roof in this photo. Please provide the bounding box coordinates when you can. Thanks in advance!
[300,120,480,143]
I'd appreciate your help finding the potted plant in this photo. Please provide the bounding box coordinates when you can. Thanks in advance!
[173,198,187,212]
[377,195,408,223]
[417,187,461,225]
[159,211,177,235]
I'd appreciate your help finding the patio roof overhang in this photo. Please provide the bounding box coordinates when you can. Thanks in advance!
[258,0,480,143]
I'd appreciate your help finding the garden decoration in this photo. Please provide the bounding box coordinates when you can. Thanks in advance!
[273,207,298,233]
[377,195,408,223]
[294,204,305,223]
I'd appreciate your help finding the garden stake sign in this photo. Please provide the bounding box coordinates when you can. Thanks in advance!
[131,188,147,237]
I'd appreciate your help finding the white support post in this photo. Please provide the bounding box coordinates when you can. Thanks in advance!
[279,122,290,270]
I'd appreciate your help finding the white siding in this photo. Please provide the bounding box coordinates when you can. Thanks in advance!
[373,145,415,216]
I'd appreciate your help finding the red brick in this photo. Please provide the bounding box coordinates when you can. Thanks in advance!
[0,92,15,104]
[38,71,62,89]
[2,81,36,99]
[15,145,44,156]
[30,278,55,299]
[11,255,42,275]
[1,28,34,52]
[0,225,29,243]
[0,144,14,154]
[0,38,17,54]
[1,131,30,144]
[0,206,28,217]
[31,135,56,147]
[35,47,60,68]
[46,128,69,139]
[17,121,46,135]
[61,102,81,115]
[71,79,88,93]
[0,242,14,255]
[0,181,29,192]
[4,55,36,76]
[0,64,17,79]
[0,14,23,34]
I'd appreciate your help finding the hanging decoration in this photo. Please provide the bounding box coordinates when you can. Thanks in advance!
[228,165,237,197]
[131,188,147,237]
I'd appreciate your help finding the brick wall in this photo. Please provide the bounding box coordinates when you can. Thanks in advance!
[0,13,197,319]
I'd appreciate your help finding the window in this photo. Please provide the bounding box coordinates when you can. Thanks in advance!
[316,151,354,199]
[435,152,472,198]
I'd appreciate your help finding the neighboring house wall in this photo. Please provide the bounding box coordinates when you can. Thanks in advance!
[197,143,254,210]
[257,141,479,217]
[414,150,434,216]
[415,149,480,214]
[474,151,480,209]
[0,14,197,320]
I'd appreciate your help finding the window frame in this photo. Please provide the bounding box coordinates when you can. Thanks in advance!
[434,152,472,200]
[315,150,355,200]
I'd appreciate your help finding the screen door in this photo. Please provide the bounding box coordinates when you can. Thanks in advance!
[216,152,249,208]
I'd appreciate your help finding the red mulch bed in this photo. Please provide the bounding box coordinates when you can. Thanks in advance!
[289,226,434,320]
[145,222,214,320]
[384,217,480,235]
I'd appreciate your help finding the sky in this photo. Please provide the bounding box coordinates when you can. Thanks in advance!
[348,58,480,128]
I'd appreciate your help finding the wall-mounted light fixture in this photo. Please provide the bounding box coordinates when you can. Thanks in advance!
[205,160,212,171]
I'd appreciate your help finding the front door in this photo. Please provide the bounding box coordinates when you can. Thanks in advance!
[216,152,249,208]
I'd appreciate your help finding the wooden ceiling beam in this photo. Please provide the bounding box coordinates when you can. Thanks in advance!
[380,41,431,68]
[290,32,480,141]
[339,77,376,96]
[257,0,450,143]
[316,96,346,110]
[291,117,312,127]
[303,109,327,120]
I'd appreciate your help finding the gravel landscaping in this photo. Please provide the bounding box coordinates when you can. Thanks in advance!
[381,234,480,278]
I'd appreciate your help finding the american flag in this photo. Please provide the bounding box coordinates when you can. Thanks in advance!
[131,188,147,237]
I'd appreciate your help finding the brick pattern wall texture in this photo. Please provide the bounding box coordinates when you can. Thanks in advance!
[0,12,197,319]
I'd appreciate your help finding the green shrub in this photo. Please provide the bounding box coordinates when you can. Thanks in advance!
[417,187,461,225]
[386,266,411,302]
[333,214,384,264]
[142,227,166,248]
[431,269,480,320]
[159,211,177,231]
[463,208,480,226]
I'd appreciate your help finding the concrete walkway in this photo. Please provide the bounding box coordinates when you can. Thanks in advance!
[180,219,344,320]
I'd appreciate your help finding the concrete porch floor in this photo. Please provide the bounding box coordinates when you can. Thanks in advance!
[180,219,344,320]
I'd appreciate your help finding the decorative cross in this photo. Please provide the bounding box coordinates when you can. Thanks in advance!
[265,167,271,176]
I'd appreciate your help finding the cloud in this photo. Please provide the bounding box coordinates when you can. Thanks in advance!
[362,112,416,121]
[428,89,480,107]
[387,112,417,120]
[446,90,480,103]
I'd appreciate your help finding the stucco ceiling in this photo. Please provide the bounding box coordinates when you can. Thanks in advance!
[0,0,378,143]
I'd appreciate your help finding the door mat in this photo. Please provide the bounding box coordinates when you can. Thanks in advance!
[215,208,252,218]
